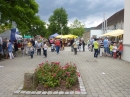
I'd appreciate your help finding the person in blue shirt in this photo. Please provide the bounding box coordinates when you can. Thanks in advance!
[7,40,14,59]
[103,37,109,56]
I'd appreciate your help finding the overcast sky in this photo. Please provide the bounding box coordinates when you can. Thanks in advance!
[36,0,124,28]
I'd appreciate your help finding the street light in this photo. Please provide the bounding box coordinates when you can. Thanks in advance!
[0,12,1,26]
[60,24,62,39]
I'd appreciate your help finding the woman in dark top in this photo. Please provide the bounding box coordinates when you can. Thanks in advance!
[14,40,18,57]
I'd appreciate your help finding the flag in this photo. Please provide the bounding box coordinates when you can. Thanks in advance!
[10,28,16,43]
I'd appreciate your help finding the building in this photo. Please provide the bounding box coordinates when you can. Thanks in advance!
[96,9,124,30]
[83,9,124,41]
[122,0,130,62]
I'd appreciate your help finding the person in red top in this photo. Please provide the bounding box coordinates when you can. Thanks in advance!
[55,39,61,54]
[118,42,123,59]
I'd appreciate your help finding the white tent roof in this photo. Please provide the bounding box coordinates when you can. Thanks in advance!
[0,30,11,39]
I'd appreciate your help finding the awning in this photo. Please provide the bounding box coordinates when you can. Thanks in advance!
[109,29,124,36]
[101,29,124,37]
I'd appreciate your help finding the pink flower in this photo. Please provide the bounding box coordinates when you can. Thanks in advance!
[74,64,77,67]
[66,72,71,76]
[54,62,60,65]
[51,62,54,64]
[53,73,56,77]
[66,72,70,74]
[77,72,80,77]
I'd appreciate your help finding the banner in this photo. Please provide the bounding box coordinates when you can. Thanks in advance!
[10,28,16,43]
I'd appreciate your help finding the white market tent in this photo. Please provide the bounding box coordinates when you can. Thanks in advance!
[101,29,124,37]
[0,30,22,39]
[0,30,11,39]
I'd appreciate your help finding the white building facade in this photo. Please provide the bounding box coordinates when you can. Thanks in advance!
[107,20,124,30]
[90,30,113,38]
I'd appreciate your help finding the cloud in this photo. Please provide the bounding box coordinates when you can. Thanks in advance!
[36,0,124,28]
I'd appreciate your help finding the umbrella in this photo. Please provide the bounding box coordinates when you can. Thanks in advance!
[49,33,59,38]
[64,34,78,38]
[55,35,66,39]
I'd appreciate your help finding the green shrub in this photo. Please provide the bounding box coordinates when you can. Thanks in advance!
[35,61,80,88]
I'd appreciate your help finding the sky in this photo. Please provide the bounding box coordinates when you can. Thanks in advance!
[36,0,124,28]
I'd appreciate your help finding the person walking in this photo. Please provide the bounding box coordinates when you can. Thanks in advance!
[21,40,25,56]
[73,40,78,55]
[118,42,123,59]
[55,39,61,54]
[103,37,109,56]
[82,40,85,52]
[90,38,94,52]
[14,40,18,57]
[70,38,74,52]
[7,40,14,59]
[27,40,32,56]
[36,40,42,55]
[2,38,8,59]
[93,38,99,58]
[43,41,48,58]
[30,46,34,59]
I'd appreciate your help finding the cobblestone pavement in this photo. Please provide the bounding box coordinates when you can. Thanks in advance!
[0,47,130,97]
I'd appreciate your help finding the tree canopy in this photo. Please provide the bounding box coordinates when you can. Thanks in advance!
[0,0,46,35]
[47,7,69,37]
[69,19,85,36]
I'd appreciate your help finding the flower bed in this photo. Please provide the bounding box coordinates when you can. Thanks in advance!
[35,61,80,91]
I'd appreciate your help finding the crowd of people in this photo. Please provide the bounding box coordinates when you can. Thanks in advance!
[0,36,123,61]
[87,37,123,59]
[0,37,49,59]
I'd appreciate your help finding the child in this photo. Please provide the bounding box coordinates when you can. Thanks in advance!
[43,42,48,58]
[51,43,55,52]
[109,43,113,57]
[113,43,117,58]
[30,46,34,58]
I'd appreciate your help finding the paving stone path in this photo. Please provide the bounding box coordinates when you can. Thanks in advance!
[0,47,130,97]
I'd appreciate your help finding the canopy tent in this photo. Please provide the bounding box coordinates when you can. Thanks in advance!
[108,29,124,37]
[55,34,78,39]
[101,29,124,37]
[49,33,59,38]
[15,34,22,38]
[64,34,78,38]
[0,30,11,39]
[24,35,32,38]
[55,35,67,39]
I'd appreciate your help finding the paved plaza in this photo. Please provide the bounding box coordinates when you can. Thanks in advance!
[0,47,130,97]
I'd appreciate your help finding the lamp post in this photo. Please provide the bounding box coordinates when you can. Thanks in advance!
[0,12,1,28]
[60,24,62,39]
[0,12,1,24]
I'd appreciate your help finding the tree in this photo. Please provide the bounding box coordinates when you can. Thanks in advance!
[48,7,69,36]
[0,0,45,35]
[70,19,85,36]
